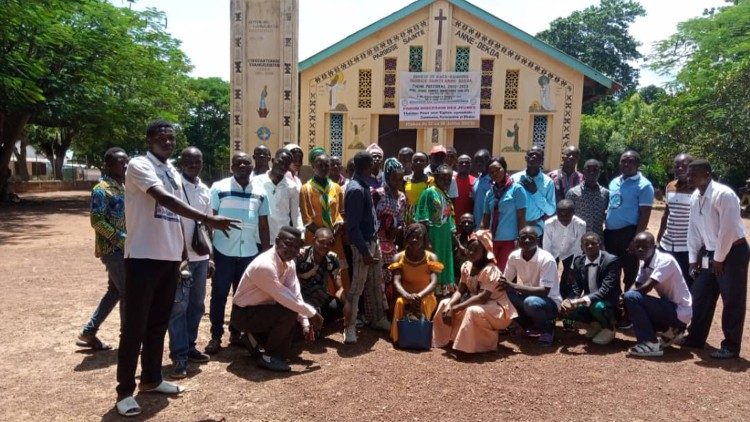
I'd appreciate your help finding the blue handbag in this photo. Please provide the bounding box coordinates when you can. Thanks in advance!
[397,316,433,350]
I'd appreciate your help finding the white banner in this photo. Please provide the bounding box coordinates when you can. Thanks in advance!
[399,72,481,128]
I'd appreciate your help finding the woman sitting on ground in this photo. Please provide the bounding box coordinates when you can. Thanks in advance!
[388,223,443,343]
[432,230,518,355]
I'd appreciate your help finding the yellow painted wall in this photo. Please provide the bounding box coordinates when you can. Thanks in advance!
[299,0,584,171]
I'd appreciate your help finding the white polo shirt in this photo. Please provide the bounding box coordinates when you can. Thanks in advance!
[636,249,693,325]
[124,152,185,261]
[505,248,562,308]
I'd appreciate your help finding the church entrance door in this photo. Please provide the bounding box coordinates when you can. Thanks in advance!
[378,115,416,158]
[453,115,494,157]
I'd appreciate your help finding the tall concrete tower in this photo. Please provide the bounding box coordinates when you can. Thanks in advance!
[230,0,298,155]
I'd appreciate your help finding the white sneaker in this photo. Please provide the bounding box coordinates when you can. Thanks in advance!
[584,322,602,338]
[370,317,391,332]
[592,328,615,345]
[343,325,358,344]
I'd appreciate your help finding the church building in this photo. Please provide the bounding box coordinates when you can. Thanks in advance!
[298,0,617,170]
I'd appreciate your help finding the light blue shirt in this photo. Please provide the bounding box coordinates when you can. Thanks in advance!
[483,183,527,241]
[606,172,654,230]
[511,170,556,233]
[210,176,270,257]
[472,174,493,227]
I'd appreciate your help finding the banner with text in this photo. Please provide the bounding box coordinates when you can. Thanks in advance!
[399,72,481,128]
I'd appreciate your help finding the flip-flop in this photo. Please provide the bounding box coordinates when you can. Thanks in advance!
[116,396,141,417]
[142,381,186,394]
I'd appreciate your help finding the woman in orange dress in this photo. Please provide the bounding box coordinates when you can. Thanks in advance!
[432,230,517,354]
[388,223,443,342]
[299,149,349,291]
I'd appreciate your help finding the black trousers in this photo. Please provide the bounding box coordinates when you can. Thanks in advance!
[117,258,179,398]
[557,255,574,299]
[604,225,638,290]
[686,240,749,354]
[231,303,297,358]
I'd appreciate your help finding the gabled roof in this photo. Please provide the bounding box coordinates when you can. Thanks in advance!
[299,0,618,90]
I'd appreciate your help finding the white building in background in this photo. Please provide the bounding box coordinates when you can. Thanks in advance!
[8,141,100,181]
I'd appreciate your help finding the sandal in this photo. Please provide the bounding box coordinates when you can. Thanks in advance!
[628,341,663,357]
[141,380,185,394]
[710,347,738,359]
[116,396,141,417]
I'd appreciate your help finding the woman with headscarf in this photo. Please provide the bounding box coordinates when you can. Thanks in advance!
[299,149,350,291]
[432,230,517,355]
[388,223,443,343]
[372,158,407,314]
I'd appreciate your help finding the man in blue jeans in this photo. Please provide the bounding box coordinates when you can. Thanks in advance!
[205,153,270,355]
[77,147,129,351]
[501,226,562,346]
[623,232,692,357]
[167,147,212,378]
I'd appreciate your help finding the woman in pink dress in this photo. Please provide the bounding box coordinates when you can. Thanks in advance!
[432,230,517,355]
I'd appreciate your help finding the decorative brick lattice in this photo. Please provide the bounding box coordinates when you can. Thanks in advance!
[481,59,493,109]
[330,113,344,157]
[384,57,397,108]
[358,69,372,108]
[409,46,423,72]
[455,47,470,72]
[532,115,548,150]
[504,69,519,110]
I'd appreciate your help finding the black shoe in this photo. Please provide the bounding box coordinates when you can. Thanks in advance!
[710,347,738,359]
[187,349,210,363]
[228,333,244,347]
[257,355,291,372]
[204,338,221,355]
[169,361,188,379]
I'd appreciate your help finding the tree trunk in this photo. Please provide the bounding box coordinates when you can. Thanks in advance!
[13,137,30,181]
[53,128,74,181]
[0,112,32,202]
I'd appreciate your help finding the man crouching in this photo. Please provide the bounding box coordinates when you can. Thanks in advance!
[231,226,324,372]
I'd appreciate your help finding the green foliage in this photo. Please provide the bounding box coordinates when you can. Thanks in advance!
[179,77,230,183]
[536,0,646,94]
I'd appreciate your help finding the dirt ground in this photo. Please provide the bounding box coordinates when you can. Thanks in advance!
[0,191,748,421]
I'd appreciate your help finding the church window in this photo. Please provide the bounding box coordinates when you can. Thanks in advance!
[409,46,423,72]
[358,69,372,108]
[504,70,519,109]
[532,115,549,150]
[480,59,493,109]
[329,114,344,157]
[455,47,470,72]
[383,57,397,108]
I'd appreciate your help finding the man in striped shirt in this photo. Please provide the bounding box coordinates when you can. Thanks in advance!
[657,153,695,289]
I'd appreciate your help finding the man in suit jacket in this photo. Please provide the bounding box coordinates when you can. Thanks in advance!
[560,232,622,345]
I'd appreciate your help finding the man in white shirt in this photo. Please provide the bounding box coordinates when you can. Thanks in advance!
[501,226,561,346]
[251,148,305,244]
[683,159,749,359]
[116,120,239,417]
[623,232,692,357]
[231,226,324,372]
[167,147,212,379]
[543,199,586,298]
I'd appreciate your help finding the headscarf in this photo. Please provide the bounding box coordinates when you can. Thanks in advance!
[383,157,403,182]
[309,147,326,165]
[469,229,496,263]
[365,143,383,155]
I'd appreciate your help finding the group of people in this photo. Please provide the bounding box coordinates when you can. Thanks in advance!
[75,120,748,417]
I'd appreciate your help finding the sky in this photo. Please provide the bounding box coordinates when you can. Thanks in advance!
[116,0,726,87]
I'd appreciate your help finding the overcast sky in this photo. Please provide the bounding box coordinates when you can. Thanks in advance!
[116,0,725,87]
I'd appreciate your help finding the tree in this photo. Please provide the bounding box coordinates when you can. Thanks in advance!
[1,0,191,192]
[536,0,646,94]
[180,77,230,183]
[648,0,750,186]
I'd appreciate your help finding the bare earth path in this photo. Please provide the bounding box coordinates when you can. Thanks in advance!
[0,192,748,421]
